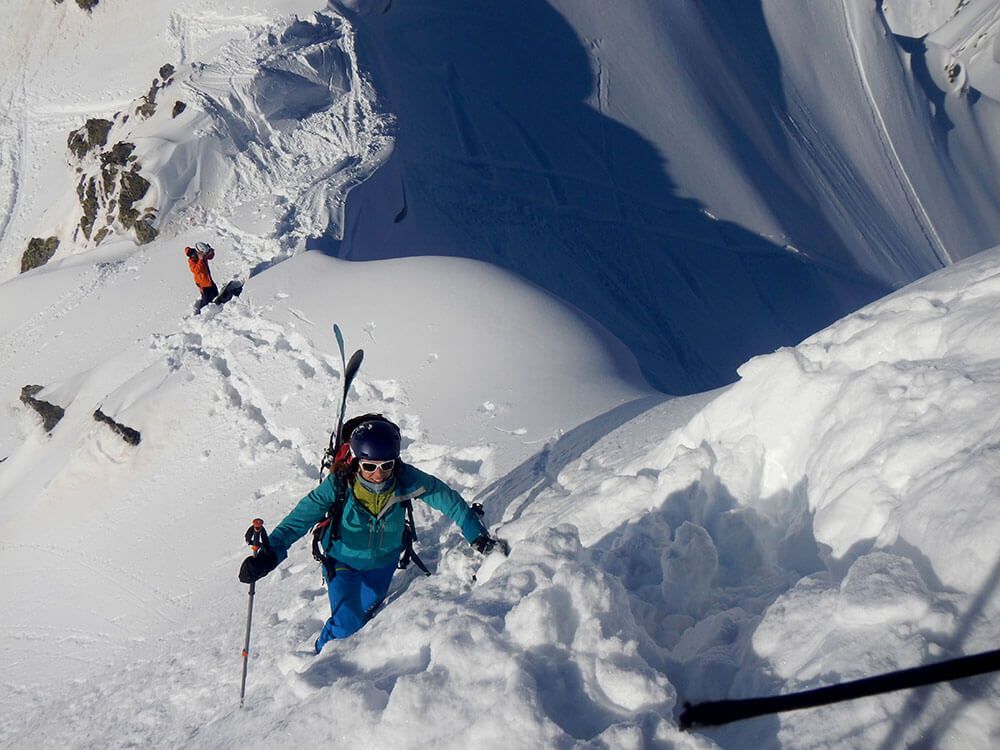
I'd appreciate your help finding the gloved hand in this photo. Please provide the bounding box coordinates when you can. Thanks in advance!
[238,547,278,583]
[471,533,497,555]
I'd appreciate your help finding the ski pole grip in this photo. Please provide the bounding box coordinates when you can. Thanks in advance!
[245,520,269,553]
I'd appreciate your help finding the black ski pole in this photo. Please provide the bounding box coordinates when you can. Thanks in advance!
[679,647,1000,730]
[239,579,256,708]
[239,520,268,708]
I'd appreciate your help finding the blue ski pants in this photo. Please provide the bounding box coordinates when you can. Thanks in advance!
[316,560,397,650]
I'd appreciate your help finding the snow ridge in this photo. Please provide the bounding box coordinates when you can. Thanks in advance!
[36,9,392,274]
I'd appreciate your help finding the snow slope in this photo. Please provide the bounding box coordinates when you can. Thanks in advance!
[3,237,999,750]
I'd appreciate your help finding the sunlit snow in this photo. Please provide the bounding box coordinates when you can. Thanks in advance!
[1,1,998,748]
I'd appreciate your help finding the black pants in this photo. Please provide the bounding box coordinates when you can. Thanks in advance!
[196,283,219,311]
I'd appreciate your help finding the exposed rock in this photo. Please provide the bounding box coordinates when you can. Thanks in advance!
[67,118,112,159]
[171,100,187,118]
[101,141,135,167]
[20,385,65,433]
[66,68,165,246]
[93,408,141,445]
[21,236,60,273]
[118,167,151,228]
[76,0,100,11]
[133,221,158,245]
[136,79,160,119]
[79,177,98,238]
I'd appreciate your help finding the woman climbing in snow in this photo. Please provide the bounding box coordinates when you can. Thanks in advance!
[238,416,499,652]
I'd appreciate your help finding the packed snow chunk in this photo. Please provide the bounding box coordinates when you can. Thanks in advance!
[374,617,557,746]
[593,656,672,713]
[751,575,840,680]
[836,552,931,626]
[671,608,758,704]
[505,585,577,648]
[660,521,719,617]
[889,447,1000,597]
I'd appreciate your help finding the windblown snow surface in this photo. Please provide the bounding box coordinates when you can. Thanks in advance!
[0,1,999,748]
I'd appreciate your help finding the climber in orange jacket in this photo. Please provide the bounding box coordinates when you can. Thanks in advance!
[185,242,219,312]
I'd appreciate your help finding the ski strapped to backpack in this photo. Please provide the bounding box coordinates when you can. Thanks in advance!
[319,324,364,483]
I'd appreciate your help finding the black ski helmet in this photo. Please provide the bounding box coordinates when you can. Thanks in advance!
[349,419,401,461]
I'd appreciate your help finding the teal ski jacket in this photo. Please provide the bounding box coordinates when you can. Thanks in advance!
[267,463,488,571]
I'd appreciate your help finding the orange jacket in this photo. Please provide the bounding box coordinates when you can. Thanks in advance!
[185,247,215,288]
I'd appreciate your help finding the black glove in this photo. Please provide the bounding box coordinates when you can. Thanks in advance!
[472,533,496,555]
[238,548,277,583]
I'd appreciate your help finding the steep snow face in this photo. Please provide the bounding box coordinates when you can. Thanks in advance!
[330,0,1000,392]
[617,248,1000,747]
[667,247,1000,593]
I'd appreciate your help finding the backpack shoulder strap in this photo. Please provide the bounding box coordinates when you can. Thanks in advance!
[397,498,431,576]
[311,469,350,579]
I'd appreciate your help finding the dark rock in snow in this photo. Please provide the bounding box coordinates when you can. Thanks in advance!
[118,167,151,230]
[93,409,141,446]
[136,79,160,119]
[133,218,158,245]
[101,142,136,167]
[20,385,65,433]
[79,177,99,238]
[67,118,112,159]
[21,237,60,273]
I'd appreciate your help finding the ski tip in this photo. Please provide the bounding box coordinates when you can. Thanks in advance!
[346,349,364,373]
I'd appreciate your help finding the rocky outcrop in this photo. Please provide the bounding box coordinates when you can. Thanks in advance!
[93,408,141,446]
[52,1,101,12]
[68,127,156,245]
[21,237,60,273]
[67,118,112,159]
[20,385,65,433]
[62,60,184,247]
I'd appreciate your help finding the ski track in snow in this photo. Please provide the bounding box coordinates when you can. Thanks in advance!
[0,83,26,271]
[0,257,134,372]
[841,0,951,267]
